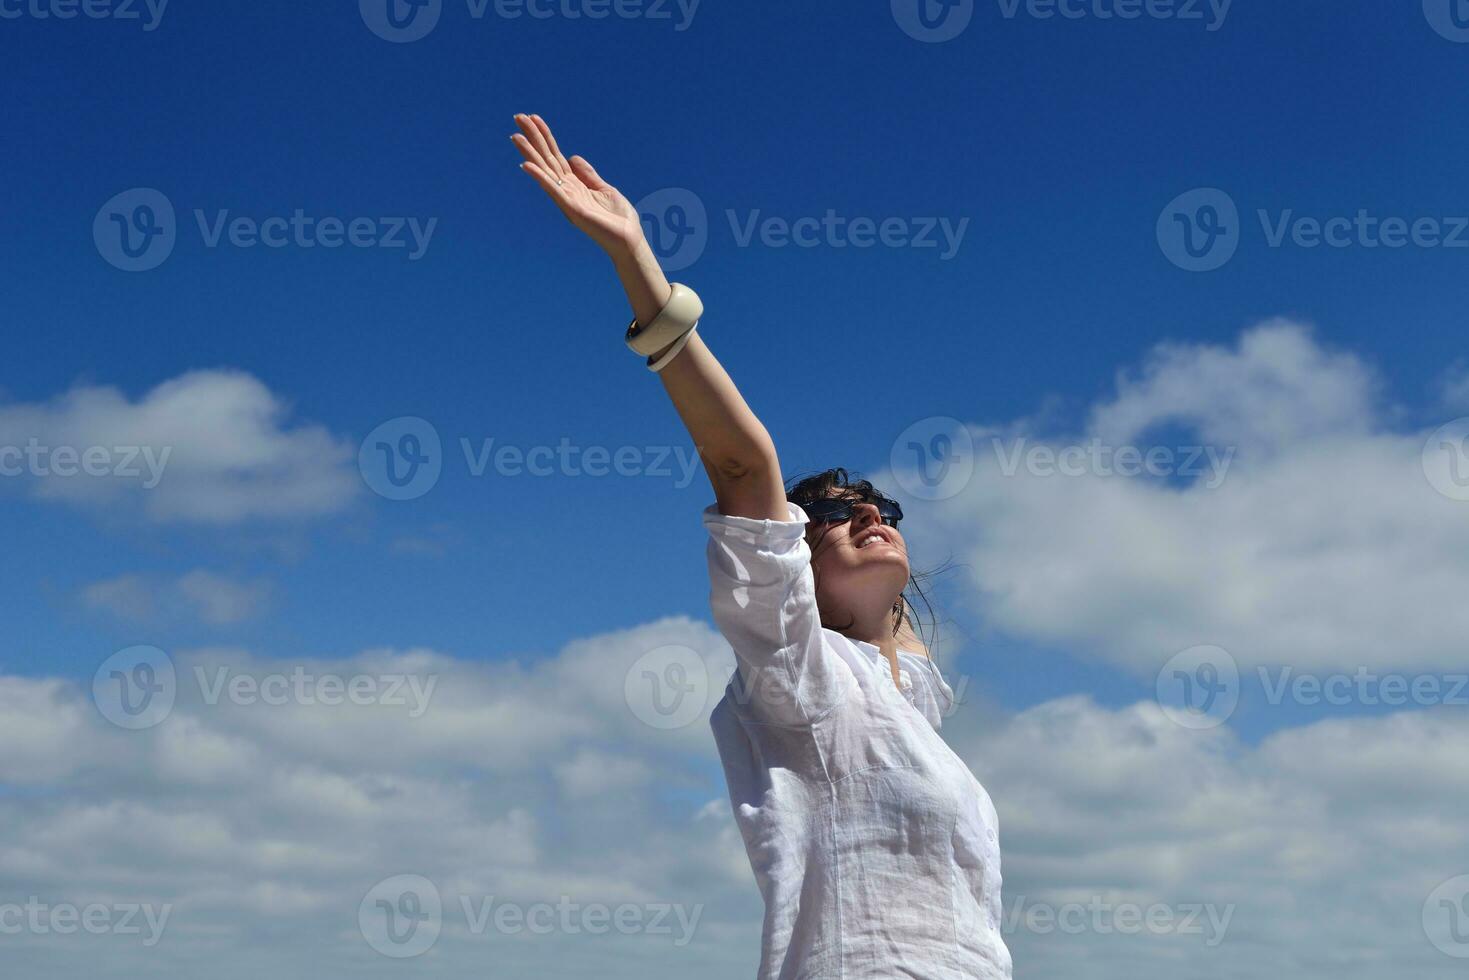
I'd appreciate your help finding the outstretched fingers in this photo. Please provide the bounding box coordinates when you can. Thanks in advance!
[531,114,573,173]
[514,113,566,182]
[569,154,611,191]
[509,132,549,173]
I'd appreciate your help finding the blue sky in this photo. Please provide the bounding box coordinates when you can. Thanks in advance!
[4,0,1468,724]
[4,5,1469,976]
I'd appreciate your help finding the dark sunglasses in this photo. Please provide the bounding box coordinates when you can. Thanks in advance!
[802,495,904,528]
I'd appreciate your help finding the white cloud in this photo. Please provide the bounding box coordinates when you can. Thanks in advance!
[1436,361,1469,412]
[944,695,1469,979]
[552,748,656,798]
[176,570,272,624]
[0,369,359,523]
[0,633,1463,978]
[79,573,157,621]
[898,320,1469,673]
[82,569,272,625]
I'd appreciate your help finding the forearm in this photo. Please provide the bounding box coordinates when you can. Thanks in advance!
[609,240,777,476]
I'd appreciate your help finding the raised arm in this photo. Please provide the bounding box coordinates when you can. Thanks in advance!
[510,113,786,521]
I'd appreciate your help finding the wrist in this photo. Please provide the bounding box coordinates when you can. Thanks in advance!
[609,239,673,327]
[606,233,655,268]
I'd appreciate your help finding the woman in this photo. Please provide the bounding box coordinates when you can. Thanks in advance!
[511,113,1011,980]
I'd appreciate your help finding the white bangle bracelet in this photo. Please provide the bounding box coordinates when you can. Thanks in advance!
[647,323,698,372]
[625,282,703,357]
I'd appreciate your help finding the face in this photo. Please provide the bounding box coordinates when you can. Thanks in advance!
[803,492,911,626]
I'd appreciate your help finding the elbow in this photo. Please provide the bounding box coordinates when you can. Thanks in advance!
[711,444,778,482]
[713,456,757,481]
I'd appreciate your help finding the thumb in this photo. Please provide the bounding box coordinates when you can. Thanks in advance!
[570,155,612,191]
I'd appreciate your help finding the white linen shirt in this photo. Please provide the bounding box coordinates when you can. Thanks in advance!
[705,501,1012,980]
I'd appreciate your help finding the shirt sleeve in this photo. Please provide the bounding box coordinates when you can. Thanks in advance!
[703,500,855,726]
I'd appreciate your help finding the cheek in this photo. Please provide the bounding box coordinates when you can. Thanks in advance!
[806,538,846,575]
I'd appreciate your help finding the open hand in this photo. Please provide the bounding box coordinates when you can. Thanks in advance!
[510,113,644,255]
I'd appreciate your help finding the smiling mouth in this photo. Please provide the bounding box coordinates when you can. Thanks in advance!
[855,531,891,550]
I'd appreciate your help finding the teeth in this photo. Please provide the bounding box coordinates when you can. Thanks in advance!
[860,534,883,548]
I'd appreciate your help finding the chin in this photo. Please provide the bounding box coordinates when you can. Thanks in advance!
[861,548,909,570]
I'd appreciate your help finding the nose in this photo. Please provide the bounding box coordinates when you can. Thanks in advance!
[850,501,882,532]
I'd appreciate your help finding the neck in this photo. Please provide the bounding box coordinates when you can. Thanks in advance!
[843,609,904,678]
